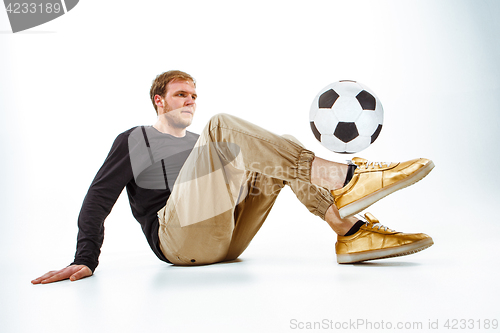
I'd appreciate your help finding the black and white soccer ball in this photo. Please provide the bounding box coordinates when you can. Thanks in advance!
[309,80,384,154]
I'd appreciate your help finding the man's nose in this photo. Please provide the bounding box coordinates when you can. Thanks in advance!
[185,95,196,105]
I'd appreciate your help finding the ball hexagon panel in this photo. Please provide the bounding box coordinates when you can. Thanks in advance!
[321,135,348,153]
[314,108,339,135]
[355,110,382,136]
[346,136,371,153]
[332,96,363,122]
[320,134,371,154]
[331,80,361,96]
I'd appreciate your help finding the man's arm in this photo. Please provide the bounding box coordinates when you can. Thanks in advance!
[31,129,135,284]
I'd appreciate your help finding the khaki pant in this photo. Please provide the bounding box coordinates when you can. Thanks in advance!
[158,113,334,265]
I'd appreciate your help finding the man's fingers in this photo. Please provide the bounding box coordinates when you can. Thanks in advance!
[31,270,60,284]
[40,269,73,284]
[69,266,92,281]
[31,265,92,284]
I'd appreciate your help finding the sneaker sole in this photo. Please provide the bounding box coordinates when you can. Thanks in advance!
[338,160,435,219]
[337,237,434,264]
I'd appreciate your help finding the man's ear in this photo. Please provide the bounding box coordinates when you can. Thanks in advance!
[154,95,164,109]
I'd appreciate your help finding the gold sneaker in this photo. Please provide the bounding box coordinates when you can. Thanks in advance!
[336,213,434,264]
[332,157,434,218]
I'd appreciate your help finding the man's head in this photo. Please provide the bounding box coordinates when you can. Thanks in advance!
[150,70,196,115]
[150,70,197,130]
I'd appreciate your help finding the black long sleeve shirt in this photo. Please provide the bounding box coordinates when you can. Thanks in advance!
[71,126,199,272]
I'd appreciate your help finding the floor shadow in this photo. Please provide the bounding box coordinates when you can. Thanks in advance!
[150,258,253,289]
[166,258,244,268]
[350,261,421,267]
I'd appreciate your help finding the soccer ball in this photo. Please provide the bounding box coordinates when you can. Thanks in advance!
[309,80,384,154]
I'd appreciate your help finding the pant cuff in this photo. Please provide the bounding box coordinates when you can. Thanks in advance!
[297,149,315,183]
[315,191,335,221]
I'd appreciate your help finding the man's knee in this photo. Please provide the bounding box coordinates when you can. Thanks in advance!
[209,113,234,126]
[282,134,305,148]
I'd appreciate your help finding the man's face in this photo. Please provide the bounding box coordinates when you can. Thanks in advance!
[159,79,197,129]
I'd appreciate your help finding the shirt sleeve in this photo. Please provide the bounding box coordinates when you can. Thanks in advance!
[70,131,134,272]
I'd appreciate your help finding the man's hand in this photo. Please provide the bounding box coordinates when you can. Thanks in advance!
[31,265,92,284]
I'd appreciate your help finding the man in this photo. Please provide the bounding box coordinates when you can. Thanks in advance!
[32,70,434,284]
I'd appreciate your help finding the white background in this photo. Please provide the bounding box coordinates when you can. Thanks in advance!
[1,0,499,332]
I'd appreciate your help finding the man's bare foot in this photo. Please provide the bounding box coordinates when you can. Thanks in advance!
[324,203,358,235]
[310,156,348,191]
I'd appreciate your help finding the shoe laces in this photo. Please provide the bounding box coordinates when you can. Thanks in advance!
[364,160,391,169]
[368,222,392,231]
[355,213,394,232]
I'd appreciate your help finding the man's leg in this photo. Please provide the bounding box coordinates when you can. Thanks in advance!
[157,112,313,265]
[223,171,357,261]
[222,133,433,263]
[158,113,433,265]
[223,171,286,261]
[203,113,434,219]
[158,114,321,265]
[222,133,350,261]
